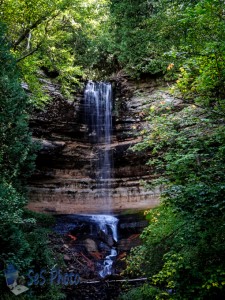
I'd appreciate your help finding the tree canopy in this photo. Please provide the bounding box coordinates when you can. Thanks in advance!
[0,0,111,104]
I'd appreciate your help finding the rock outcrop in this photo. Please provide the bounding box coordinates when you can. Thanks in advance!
[27,76,164,214]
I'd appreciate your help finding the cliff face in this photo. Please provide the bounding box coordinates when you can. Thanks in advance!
[27,76,162,214]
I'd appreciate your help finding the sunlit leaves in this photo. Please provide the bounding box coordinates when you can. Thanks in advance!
[0,0,111,104]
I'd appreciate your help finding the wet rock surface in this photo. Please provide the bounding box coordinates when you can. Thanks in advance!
[50,213,148,299]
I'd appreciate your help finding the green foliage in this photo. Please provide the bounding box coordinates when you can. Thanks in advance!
[109,0,225,88]
[126,93,225,297]
[0,24,63,299]
[109,0,169,77]
[120,284,161,300]
[23,210,55,227]
[122,2,225,298]
[0,25,36,280]
[0,0,111,104]
[23,226,65,300]
[1,295,31,300]
[0,27,37,185]
[171,0,225,110]
[0,21,36,225]
[2,0,224,92]
[0,182,26,224]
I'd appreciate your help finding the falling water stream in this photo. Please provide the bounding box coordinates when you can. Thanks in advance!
[84,81,112,206]
[84,81,118,277]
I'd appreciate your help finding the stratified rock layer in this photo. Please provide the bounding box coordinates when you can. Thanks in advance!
[27,77,164,214]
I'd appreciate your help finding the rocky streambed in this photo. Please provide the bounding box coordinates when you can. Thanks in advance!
[49,212,148,299]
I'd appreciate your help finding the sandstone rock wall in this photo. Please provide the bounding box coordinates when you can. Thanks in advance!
[27,76,163,214]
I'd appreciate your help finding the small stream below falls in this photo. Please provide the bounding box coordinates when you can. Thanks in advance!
[53,213,148,280]
[54,214,119,278]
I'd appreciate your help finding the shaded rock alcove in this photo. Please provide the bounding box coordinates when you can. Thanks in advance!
[27,77,162,214]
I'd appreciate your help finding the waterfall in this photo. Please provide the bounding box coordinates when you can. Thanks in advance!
[84,81,118,278]
[84,81,113,210]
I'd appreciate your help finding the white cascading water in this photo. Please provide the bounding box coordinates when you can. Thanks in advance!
[84,81,112,207]
[84,81,118,277]
[91,214,119,242]
[99,248,117,278]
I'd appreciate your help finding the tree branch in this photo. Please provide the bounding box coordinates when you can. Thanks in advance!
[16,45,40,63]
[13,11,61,50]
[13,19,43,50]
